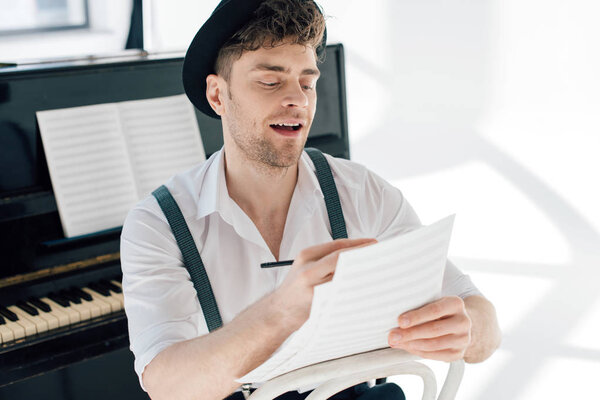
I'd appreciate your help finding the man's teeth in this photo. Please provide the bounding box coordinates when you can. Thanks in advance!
[274,123,300,127]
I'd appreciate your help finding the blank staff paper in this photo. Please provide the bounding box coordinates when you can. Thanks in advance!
[238,215,455,384]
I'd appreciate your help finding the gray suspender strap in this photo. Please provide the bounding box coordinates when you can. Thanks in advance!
[151,185,223,332]
[304,147,348,239]
[151,148,347,333]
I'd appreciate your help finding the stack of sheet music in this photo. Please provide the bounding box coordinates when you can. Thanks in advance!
[238,215,455,384]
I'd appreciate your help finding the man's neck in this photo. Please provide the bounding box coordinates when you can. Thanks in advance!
[223,146,298,217]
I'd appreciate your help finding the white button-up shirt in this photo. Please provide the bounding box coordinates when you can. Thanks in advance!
[120,149,481,387]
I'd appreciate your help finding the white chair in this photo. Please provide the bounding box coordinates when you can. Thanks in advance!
[247,348,465,400]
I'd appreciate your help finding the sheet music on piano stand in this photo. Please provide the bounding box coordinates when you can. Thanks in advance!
[36,94,205,238]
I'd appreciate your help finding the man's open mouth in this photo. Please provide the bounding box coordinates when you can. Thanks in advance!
[270,123,303,132]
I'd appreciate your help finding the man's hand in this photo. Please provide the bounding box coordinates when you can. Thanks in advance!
[388,296,472,362]
[272,238,377,332]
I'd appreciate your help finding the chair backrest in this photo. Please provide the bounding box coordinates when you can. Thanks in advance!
[248,348,465,400]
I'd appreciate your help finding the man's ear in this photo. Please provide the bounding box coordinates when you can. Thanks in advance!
[206,74,226,116]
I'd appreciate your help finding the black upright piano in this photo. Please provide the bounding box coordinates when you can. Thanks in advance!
[0,45,349,399]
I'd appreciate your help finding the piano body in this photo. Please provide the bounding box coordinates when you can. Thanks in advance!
[0,46,349,399]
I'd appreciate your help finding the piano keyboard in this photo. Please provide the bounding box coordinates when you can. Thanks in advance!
[0,279,124,344]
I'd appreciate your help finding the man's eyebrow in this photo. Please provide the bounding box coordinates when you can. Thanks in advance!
[251,63,320,76]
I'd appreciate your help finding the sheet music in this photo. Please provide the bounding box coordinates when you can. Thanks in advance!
[37,95,206,238]
[238,215,455,383]
[119,95,205,198]
[37,104,139,238]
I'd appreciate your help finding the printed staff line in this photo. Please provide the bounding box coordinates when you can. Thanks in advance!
[339,238,448,280]
[56,160,132,179]
[39,108,115,121]
[120,109,192,122]
[342,226,451,266]
[52,149,129,169]
[120,99,189,109]
[50,141,123,160]
[119,99,189,113]
[40,115,117,131]
[328,280,439,316]
[121,116,194,130]
[306,337,380,355]
[337,252,444,293]
[131,150,203,165]
[57,169,128,187]
[69,208,130,228]
[127,135,201,150]
[124,121,197,135]
[60,176,135,197]
[131,152,202,167]
[46,126,118,143]
[47,135,119,154]
[63,191,135,212]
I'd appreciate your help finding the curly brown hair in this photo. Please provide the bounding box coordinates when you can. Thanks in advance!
[215,0,326,81]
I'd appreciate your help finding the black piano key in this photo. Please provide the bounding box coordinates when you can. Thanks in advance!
[65,288,82,301]
[16,301,39,316]
[100,279,122,294]
[0,306,18,322]
[0,315,5,325]
[88,282,111,297]
[48,292,70,308]
[59,289,81,304]
[28,297,52,313]
[70,287,93,302]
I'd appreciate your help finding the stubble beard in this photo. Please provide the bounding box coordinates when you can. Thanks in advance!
[225,90,308,172]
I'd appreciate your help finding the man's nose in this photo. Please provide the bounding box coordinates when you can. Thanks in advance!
[281,82,309,108]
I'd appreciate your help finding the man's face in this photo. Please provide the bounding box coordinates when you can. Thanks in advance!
[219,43,320,168]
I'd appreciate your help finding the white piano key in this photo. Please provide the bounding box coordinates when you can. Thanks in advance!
[0,324,15,343]
[3,320,24,341]
[31,306,60,330]
[71,293,102,319]
[9,305,49,334]
[67,301,92,321]
[109,280,125,307]
[43,297,81,324]
[6,306,38,336]
[80,288,112,315]
[39,299,70,327]
[84,287,122,312]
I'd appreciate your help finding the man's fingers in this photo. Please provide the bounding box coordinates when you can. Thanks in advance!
[389,313,470,342]
[295,238,376,265]
[398,296,465,329]
[389,333,470,353]
[300,239,378,285]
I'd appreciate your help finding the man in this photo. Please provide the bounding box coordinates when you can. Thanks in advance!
[120,0,501,399]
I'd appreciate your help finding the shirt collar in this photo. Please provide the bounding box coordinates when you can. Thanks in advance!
[195,149,323,222]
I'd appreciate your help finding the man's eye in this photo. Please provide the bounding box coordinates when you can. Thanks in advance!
[303,84,315,90]
[260,81,279,87]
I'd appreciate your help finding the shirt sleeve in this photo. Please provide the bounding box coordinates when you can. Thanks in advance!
[366,170,483,299]
[120,198,207,390]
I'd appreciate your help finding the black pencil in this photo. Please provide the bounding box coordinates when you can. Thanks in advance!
[260,260,294,268]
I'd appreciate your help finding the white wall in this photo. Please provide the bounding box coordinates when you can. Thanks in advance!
[318,1,599,399]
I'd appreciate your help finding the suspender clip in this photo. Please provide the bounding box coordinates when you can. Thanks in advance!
[242,383,252,399]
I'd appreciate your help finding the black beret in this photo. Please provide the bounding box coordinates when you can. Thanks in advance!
[182,0,327,119]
